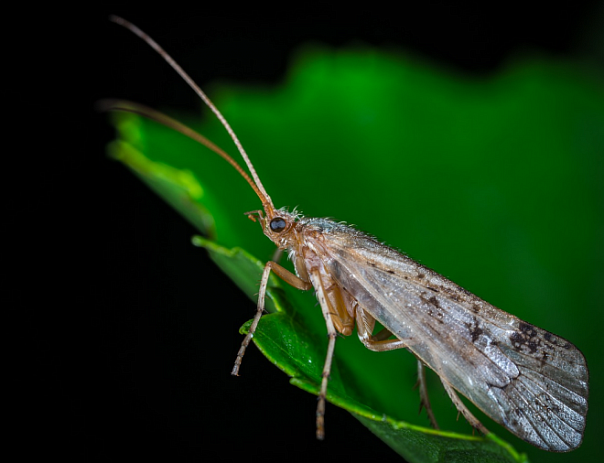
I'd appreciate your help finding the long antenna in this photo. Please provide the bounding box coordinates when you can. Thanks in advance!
[109,15,274,209]
[98,99,265,202]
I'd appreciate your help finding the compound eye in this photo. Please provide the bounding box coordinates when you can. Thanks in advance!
[270,217,287,233]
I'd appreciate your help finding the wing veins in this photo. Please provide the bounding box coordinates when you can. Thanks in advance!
[514,360,586,406]
[348,247,585,384]
[514,373,579,448]
[314,227,587,450]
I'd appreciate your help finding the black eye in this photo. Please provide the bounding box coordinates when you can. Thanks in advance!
[270,217,287,232]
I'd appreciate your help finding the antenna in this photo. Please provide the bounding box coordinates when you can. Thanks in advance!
[98,99,265,202]
[109,15,274,210]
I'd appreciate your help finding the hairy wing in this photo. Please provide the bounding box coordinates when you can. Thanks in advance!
[312,224,588,451]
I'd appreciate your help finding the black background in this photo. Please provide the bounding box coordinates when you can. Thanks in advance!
[36,6,601,462]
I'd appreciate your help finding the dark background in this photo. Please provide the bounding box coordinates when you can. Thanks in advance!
[37,6,601,461]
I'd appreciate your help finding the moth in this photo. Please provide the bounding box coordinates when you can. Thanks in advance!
[106,16,589,452]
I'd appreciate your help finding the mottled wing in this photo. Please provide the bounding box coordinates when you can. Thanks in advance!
[308,220,588,451]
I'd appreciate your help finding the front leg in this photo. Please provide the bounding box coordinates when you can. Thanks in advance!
[307,267,338,441]
[232,261,311,376]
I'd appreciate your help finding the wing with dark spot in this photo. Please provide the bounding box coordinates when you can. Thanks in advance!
[313,226,588,451]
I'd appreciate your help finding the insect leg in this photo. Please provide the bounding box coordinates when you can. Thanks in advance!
[440,378,489,435]
[232,261,311,376]
[372,327,394,341]
[322,282,355,336]
[355,307,415,352]
[355,310,437,427]
[416,360,439,429]
[308,268,338,440]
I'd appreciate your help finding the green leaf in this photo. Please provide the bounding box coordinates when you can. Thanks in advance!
[106,46,603,463]
[192,237,527,463]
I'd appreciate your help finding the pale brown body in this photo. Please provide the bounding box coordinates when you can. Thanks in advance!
[234,212,588,451]
[108,16,589,452]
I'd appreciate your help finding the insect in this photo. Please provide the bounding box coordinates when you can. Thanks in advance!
[106,16,589,452]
